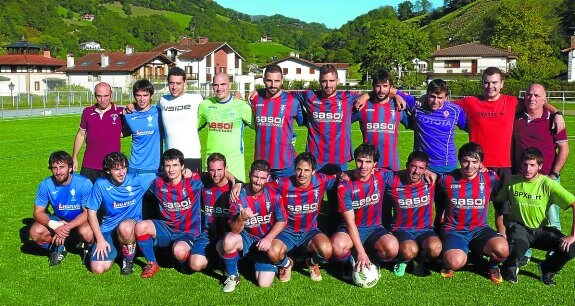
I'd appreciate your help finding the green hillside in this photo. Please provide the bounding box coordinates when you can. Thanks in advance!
[103,3,192,30]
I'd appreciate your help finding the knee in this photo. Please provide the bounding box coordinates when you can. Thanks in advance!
[189,255,207,272]
[134,221,149,236]
[268,242,285,263]
[223,233,241,253]
[399,241,418,260]
[117,221,135,240]
[172,243,190,262]
[91,262,112,274]
[426,239,442,259]
[376,235,399,259]
[330,236,350,258]
[443,251,467,270]
[316,240,333,259]
[79,226,94,244]
[29,224,48,243]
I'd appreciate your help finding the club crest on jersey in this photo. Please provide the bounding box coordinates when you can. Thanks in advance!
[230,112,235,118]
[337,101,342,110]
[266,201,271,211]
[280,104,286,115]
[182,188,187,198]
[313,100,321,105]
[70,188,76,201]
[443,110,450,118]
[147,115,153,127]
[111,113,119,124]
[314,189,320,202]
[126,185,134,196]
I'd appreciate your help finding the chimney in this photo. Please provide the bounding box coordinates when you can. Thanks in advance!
[125,45,134,55]
[507,46,512,52]
[289,51,295,57]
[295,53,299,58]
[43,48,51,58]
[198,37,208,44]
[66,54,74,68]
[436,44,441,51]
[180,36,193,46]
[101,54,109,68]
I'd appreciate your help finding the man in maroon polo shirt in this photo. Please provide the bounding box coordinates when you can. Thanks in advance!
[72,82,124,183]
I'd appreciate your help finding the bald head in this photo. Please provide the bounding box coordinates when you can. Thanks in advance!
[524,83,546,115]
[212,72,231,101]
[94,82,112,110]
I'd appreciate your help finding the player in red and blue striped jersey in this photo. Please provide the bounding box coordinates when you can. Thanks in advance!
[135,149,204,278]
[352,70,408,171]
[437,142,509,284]
[331,143,398,279]
[220,160,287,292]
[385,151,442,277]
[267,152,340,282]
[251,65,304,178]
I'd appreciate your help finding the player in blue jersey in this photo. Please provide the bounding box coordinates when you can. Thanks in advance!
[85,152,155,275]
[220,160,287,292]
[30,151,94,266]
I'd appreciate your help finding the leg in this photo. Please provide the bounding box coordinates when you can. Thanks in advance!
[419,234,442,260]
[307,232,333,263]
[29,222,53,249]
[441,232,469,272]
[330,232,353,261]
[255,271,276,288]
[77,223,95,244]
[221,232,244,276]
[135,220,158,263]
[89,231,117,274]
[117,220,137,275]
[373,234,399,262]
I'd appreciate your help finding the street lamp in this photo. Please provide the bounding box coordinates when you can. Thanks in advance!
[8,82,15,106]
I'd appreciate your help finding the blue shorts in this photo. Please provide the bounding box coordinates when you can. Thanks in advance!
[394,229,438,245]
[239,231,276,273]
[90,230,118,262]
[441,226,500,253]
[152,220,197,248]
[337,225,390,249]
[276,228,322,253]
[191,232,219,257]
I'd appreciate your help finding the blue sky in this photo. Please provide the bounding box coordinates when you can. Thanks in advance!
[216,0,444,29]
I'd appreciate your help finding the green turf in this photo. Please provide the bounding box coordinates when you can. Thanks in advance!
[1,114,575,304]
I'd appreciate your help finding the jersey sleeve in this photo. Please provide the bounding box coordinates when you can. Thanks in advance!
[272,191,287,222]
[197,100,208,130]
[241,100,254,128]
[455,103,467,130]
[294,101,305,126]
[548,179,575,210]
[337,182,353,213]
[34,181,50,207]
[321,173,338,190]
[290,90,307,104]
[80,178,94,206]
[84,183,103,211]
[79,109,88,130]
[397,90,416,112]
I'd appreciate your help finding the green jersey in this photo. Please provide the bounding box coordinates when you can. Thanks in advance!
[496,174,575,229]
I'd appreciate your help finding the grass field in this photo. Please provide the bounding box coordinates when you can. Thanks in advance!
[1,114,575,305]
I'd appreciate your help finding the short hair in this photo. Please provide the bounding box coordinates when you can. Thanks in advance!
[427,79,449,95]
[407,150,429,166]
[250,160,271,175]
[458,142,484,162]
[521,147,543,165]
[133,79,154,97]
[167,66,186,81]
[48,151,73,169]
[319,64,338,78]
[482,67,504,81]
[207,152,227,168]
[102,152,128,173]
[294,152,317,171]
[354,143,380,162]
[162,148,184,167]
[371,69,394,87]
[264,64,283,76]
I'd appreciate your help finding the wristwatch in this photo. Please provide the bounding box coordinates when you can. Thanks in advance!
[554,111,563,116]
[549,171,560,178]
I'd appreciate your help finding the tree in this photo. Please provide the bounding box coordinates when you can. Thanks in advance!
[397,1,414,21]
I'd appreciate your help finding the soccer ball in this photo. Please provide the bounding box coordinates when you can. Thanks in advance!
[352,263,380,288]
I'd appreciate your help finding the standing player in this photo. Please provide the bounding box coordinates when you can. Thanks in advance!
[84,152,155,275]
[30,151,94,266]
[135,149,204,278]
[198,73,253,182]
[72,82,124,182]
[385,151,442,277]
[331,143,398,279]
[438,143,509,284]
[497,147,575,285]
[159,67,204,172]
[220,160,287,292]
[250,64,304,178]
[267,152,340,282]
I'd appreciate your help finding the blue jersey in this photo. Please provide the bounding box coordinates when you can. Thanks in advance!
[85,173,155,232]
[34,173,93,222]
[399,91,466,173]
[124,106,162,173]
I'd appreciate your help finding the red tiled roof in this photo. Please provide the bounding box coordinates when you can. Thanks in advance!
[317,62,349,69]
[151,42,244,60]
[431,42,517,58]
[59,52,172,72]
[149,43,193,53]
[264,56,349,69]
[0,54,66,66]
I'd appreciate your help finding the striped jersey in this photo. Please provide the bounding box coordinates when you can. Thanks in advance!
[251,91,304,169]
[148,173,203,236]
[201,180,232,238]
[229,186,287,238]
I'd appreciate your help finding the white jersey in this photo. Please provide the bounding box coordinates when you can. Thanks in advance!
[159,92,203,159]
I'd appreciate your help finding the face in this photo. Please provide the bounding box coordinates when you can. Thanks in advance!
[208,160,227,186]
[373,81,391,102]
[406,160,427,184]
[294,160,315,188]
[320,72,339,98]
[355,155,375,180]
[168,75,185,98]
[482,74,503,101]
[94,84,111,110]
[212,75,231,101]
[163,159,183,182]
[459,156,481,179]
[249,170,270,195]
[520,159,542,180]
[134,89,152,111]
[51,161,72,185]
[108,163,127,185]
[264,72,283,98]
[426,91,447,111]
[524,85,546,112]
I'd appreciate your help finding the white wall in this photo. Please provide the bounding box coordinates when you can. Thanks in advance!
[432,56,513,74]
[0,72,66,95]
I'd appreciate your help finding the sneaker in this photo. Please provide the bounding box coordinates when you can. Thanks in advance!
[141,261,159,278]
[503,266,518,284]
[488,267,503,285]
[413,261,431,277]
[393,262,407,277]
[278,257,293,282]
[517,255,530,268]
[440,268,454,278]
[307,259,322,281]
[49,248,68,266]
[538,263,556,286]
[223,275,240,293]
[121,258,135,275]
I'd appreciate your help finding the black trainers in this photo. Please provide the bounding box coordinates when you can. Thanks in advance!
[413,261,431,277]
[121,258,135,275]
[503,266,518,284]
[517,256,530,268]
[49,248,67,266]
[538,263,556,286]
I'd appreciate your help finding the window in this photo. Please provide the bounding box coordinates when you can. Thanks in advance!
[310,68,315,74]
[282,68,288,74]
[34,81,40,91]
[444,60,460,68]
[296,68,301,74]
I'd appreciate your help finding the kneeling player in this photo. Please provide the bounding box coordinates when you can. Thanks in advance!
[30,151,94,266]
[135,149,204,278]
[386,151,442,276]
[438,143,509,284]
[331,143,398,279]
[220,160,287,292]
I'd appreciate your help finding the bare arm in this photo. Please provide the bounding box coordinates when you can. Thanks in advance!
[342,210,370,270]
[559,202,575,252]
[72,129,86,172]
[33,205,52,227]
[257,220,286,252]
[550,142,569,178]
[87,208,110,260]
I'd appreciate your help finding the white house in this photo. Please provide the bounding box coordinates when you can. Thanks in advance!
[79,41,104,51]
[562,34,575,82]
[264,55,349,84]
